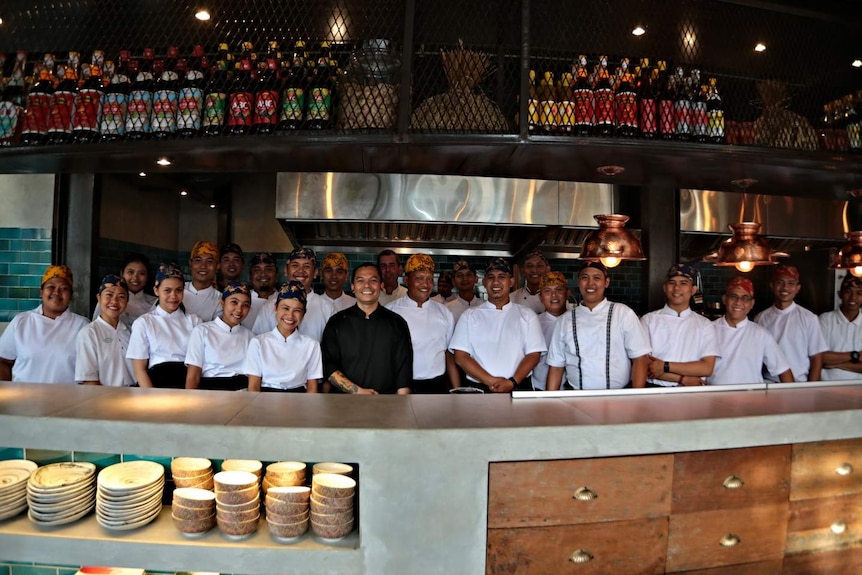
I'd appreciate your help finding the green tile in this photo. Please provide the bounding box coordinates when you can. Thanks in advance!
[56,568,78,575]
[7,240,24,251]
[0,298,16,309]
[36,252,52,264]
[72,451,121,468]
[0,275,17,286]
[18,275,40,287]
[0,447,25,459]
[8,264,29,275]
[0,229,19,239]
[122,454,172,469]
[18,229,39,240]
[24,449,72,465]
[34,229,52,240]
[11,565,56,575]
[9,288,29,299]
[0,264,8,274]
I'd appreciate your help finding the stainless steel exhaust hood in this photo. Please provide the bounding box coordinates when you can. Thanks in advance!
[276,173,618,257]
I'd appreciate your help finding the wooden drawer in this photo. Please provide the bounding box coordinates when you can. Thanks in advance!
[486,517,667,575]
[786,492,862,555]
[488,455,673,528]
[791,439,862,501]
[667,504,788,572]
[672,445,791,513]
[666,559,783,575]
[782,547,862,575]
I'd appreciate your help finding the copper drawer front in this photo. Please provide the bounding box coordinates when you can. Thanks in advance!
[486,517,667,575]
[782,547,862,575]
[672,445,791,514]
[791,439,862,501]
[665,559,783,575]
[786,492,862,556]
[667,504,789,572]
[488,455,673,529]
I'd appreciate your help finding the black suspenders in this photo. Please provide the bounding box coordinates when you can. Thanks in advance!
[570,303,615,390]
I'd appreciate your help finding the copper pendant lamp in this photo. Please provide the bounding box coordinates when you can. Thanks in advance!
[703,222,788,272]
[579,214,645,268]
[828,231,862,278]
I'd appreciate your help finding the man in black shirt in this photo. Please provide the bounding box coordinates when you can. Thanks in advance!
[321,262,413,394]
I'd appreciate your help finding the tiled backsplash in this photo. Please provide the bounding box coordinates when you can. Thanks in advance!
[0,228,53,323]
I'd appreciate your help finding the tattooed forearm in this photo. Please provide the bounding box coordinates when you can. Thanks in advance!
[329,371,360,394]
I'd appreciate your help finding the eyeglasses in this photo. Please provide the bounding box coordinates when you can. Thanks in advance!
[726,294,753,303]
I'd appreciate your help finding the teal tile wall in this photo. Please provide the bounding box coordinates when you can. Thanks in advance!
[97,238,185,289]
[0,228,53,323]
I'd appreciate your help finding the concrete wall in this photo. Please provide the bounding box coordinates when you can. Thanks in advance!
[0,174,55,229]
[100,175,181,251]
[231,173,294,254]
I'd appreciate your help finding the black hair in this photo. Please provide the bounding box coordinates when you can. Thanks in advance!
[352,262,382,283]
[120,252,154,293]
[376,249,400,265]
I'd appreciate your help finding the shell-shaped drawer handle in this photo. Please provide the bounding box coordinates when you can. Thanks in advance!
[722,475,745,489]
[719,533,741,547]
[836,462,854,476]
[573,486,598,501]
[569,549,594,564]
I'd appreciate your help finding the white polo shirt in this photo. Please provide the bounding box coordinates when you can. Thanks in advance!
[640,305,720,386]
[546,299,650,390]
[75,317,134,386]
[127,306,202,368]
[511,287,544,314]
[445,294,484,324]
[324,292,356,313]
[709,317,790,385]
[185,317,254,378]
[532,311,565,390]
[245,327,323,390]
[449,300,546,382]
[819,309,862,381]
[183,283,221,321]
[387,295,455,380]
[92,290,156,329]
[0,306,89,384]
[378,284,408,307]
[755,303,828,382]
[252,291,336,341]
[244,290,276,331]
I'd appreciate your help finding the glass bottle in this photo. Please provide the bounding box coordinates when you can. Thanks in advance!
[673,66,691,141]
[126,48,155,139]
[100,50,131,141]
[252,54,280,134]
[177,45,206,138]
[690,69,708,143]
[615,58,638,137]
[573,55,594,136]
[538,71,556,134]
[639,62,658,139]
[307,42,335,130]
[557,72,575,134]
[706,77,725,144]
[277,41,308,131]
[21,53,56,146]
[593,55,615,137]
[657,60,674,140]
[152,46,180,138]
[0,51,27,146]
[47,54,79,144]
[202,55,230,137]
[71,51,105,142]
[227,57,254,135]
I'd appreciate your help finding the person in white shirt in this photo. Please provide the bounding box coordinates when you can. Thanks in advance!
[246,281,322,393]
[431,271,456,304]
[321,252,356,312]
[755,265,827,382]
[0,265,88,384]
[450,258,546,393]
[76,275,135,387]
[92,253,156,328]
[217,243,244,290]
[446,260,483,323]
[127,263,203,388]
[182,240,221,321]
[252,248,335,341]
[511,251,549,314]
[546,261,650,390]
[820,274,862,380]
[532,271,569,390]
[387,254,458,393]
[185,282,254,391]
[244,252,278,329]
[377,249,407,306]
[642,263,719,387]
[709,276,793,385]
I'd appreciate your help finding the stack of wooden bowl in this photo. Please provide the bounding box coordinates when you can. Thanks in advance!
[310,473,356,541]
[220,459,262,482]
[170,458,213,490]
[262,461,306,494]
[171,487,216,536]
[265,485,311,543]
[213,470,260,540]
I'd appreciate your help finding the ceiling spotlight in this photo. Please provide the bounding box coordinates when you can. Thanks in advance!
[631,25,646,36]
[596,165,625,176]
[209,203,216,209]
[0,17,4,26]
[853,60,862,68]
[754,43,766,53]
[156,156,172,166]
[195,10,211,21]
[180,190,188,197]
[138,171,146,177]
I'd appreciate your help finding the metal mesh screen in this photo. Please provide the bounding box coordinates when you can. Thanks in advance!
[0,0,859,151]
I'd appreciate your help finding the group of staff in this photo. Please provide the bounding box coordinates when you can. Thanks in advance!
[1,242,860,394]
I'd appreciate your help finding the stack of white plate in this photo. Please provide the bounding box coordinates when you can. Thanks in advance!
[96,460,165,531]
[0,460,37,521]
[27,462,97,526]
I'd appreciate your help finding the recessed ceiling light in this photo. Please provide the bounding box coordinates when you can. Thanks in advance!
[195,10,211,21]
[156,156,172,166]
[180,190,188,196]
[754,42,766,53]
[209,203,216,209]
[632,25,646,36]
[138,171,146,177]
[853,59,862,68]
[0,17,4,26]
[596,165,625,176]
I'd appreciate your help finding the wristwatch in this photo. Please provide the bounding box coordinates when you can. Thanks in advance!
[508,377,519,389]
[851,351,859,364]
[663,361,670,374]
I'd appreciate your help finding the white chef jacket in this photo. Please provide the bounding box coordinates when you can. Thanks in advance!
[252,291,335,341]
[709,317,790,385]
[324,292,356,313]
[532,311,565,390]
[640,305,720,386]
[0,305,88,384]
[431,294,457,304]
[445,294,484,324]
[127,306,202,368]
[387,295,455,380]
[243,290,276,331]
[245,327,323,390]
[75,316,134,386]
[819,309,862,381]
[185,317,254,378]
[546,299,650,390]
[92,290,156,329]
[182,283,221,321]
[449,300,546,382]
[378,284,407,307]
[511,287,544,314]
[755,303,828,382]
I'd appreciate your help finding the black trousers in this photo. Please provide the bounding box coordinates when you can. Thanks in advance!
[261,386,307,393]
[411,373,452,394]
[147,362,187,389]
[199,375,249,391]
